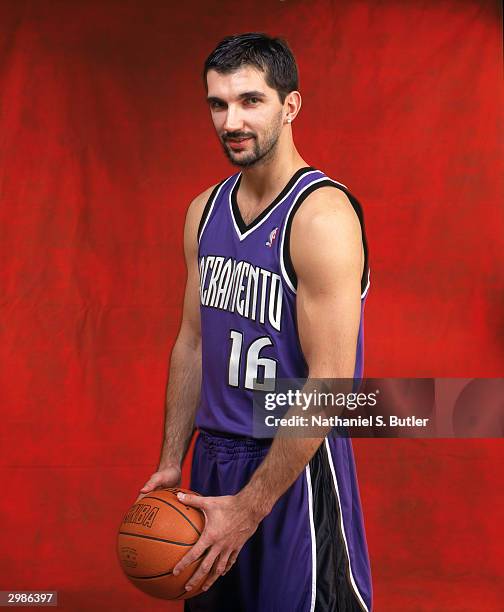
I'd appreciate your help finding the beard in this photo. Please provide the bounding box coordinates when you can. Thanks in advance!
[221,112,283,168]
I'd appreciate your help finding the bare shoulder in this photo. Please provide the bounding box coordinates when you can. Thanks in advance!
[186,183,220,227]
[290,186,364,279]
[293,185,361,232]
[183,183,219,258]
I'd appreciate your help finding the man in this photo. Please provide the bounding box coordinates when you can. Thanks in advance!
[139,33,372,611]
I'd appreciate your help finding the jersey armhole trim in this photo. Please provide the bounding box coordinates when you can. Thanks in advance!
[197,177,230,244]
[280,179,370,298]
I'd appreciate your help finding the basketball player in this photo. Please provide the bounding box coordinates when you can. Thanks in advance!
[139,33,373,611]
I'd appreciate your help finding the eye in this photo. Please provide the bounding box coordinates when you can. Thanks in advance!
[209,100,225,110]
[245,97,260,105]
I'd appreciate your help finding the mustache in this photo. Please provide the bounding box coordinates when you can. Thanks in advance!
[222,131,256,141]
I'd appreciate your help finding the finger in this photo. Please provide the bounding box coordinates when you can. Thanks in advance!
[177,491,208,509]
[134,487,158,504]
[223,550,239,575]
[214,549,232,576]
[201,549,232,591]
[173,534,211,576]
[140,474,162,493]
[184,547,221,592]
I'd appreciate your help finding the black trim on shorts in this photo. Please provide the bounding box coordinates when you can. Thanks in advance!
[309,443,366,611]
[282,180,370,296]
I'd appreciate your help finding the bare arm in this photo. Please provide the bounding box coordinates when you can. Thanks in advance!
[139,185,216,494]
[238,186,365,517]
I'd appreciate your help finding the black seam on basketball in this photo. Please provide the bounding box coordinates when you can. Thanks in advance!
[118,531,196,546]
[140,496,202,536]
[130,568,174,579]
[282,180,369,295]
[126,550,207,582]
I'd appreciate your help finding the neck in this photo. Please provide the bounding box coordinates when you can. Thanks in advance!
[239,137,308,201]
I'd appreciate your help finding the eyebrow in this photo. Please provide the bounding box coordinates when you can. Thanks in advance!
[206,91,267,104]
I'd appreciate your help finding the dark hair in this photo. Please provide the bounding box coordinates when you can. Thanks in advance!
[203,33,299,103]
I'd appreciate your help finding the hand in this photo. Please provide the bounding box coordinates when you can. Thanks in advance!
[135,463,182,503]
[172,491,265,593]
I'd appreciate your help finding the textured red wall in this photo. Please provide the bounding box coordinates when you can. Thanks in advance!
[0,1,502,610]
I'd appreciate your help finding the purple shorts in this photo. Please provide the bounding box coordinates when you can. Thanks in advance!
[184,429,372,612]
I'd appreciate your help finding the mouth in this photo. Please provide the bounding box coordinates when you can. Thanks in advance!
[225,136,254,151]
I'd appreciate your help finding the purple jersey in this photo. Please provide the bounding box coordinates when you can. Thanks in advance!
[189,167,373,611]
[196,166,370,437]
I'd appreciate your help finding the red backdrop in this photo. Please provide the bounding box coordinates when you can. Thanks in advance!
[1,1,502,610]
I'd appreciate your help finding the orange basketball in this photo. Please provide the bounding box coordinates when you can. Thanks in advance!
[117,487,206,600]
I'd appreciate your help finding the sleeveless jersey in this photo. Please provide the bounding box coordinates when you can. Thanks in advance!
[196,166,370,437]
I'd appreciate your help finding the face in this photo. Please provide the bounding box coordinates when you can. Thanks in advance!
[206,66,285,168]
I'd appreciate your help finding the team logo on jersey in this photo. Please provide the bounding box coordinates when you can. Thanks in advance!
[266,227,279,247]
[199,255,284,332]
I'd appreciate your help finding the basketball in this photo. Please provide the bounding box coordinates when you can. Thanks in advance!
[117,487,206,600]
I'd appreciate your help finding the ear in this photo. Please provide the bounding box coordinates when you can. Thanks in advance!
[284,90,302,124]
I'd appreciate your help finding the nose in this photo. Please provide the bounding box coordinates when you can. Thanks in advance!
[223,105,243,133]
